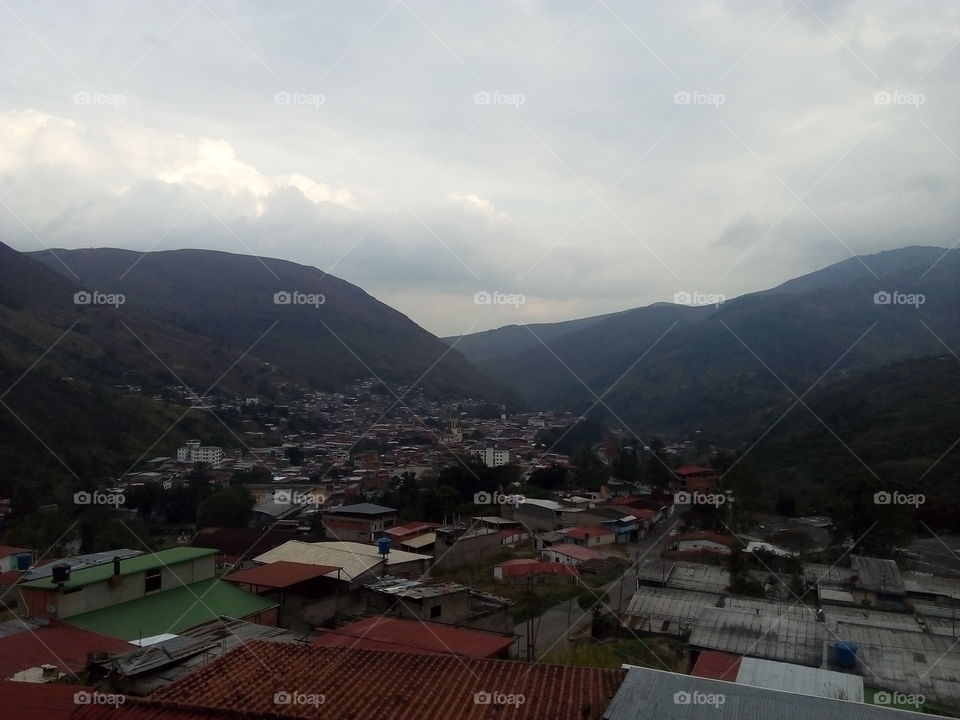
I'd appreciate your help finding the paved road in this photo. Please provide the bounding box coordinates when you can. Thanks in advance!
[514,521,678,660]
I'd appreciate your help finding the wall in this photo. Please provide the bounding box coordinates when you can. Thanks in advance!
[431,531,501,571]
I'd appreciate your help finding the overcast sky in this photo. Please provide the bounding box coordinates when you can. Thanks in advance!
[1,1,958,336]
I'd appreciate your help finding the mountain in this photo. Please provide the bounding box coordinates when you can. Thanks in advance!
[449,246,960,436]
[29,247,512,402]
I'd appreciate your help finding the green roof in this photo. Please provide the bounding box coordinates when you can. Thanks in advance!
[65,577,277,641]
[22,547,217,590]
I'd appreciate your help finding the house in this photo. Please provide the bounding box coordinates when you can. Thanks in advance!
[362,576,514,634]
[494,559,579,585]
[0,619,129,681]
[564,525,616,548]
[431,525,501,570]
[672,531,740,556]
[674,465,719,493]
[849,555,906,609]
[313,616,515,658]
[18,548,278,641]
[541,544,600,566]
[0,545,33,573]
[148,640,622,720]
[505,498,586,532]
[322,502,398,543]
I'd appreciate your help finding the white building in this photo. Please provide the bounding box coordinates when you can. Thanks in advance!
[176,440,223,467]
[472,447,511,467]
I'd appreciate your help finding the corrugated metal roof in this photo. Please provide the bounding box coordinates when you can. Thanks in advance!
[603,666,926,720]
[691,650,741,681]
[736,657,863,702]
[400,532,436,549]
[0,680,96,720]
[151,640,622,719]
[19,549,143,583]
[0,621,129,678]
[689,607,825,667]
[225,560,341,588]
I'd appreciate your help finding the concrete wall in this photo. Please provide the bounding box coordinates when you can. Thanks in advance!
[432,532,501,571]
[22,555,216,619]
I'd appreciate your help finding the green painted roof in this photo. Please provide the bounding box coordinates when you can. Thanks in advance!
[21,547,216,590]
[65,577,277,641]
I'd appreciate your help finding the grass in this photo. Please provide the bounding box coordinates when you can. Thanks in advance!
[543,637,687,671]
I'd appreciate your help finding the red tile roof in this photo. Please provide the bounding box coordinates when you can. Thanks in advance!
[224,561,341,588]
[0,622,130,678]
[0,545,31,559]
[0,680,94,720]
[674,465,716,476]
[565,526,614,541]
[151,640,622,719]
[691,650,741,681]
[498,561,578,579]
[313,616,514,658]
[622,507,656,519]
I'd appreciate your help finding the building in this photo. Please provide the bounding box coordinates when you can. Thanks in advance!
[149,640,622,720]
[541,544,600,566]
[322,502,398,543]
[431,525,501,570]
[0,619,129,681]
[175,440,223,467]
[672,531,740,556]
[849,555,906,609]
[18,548,277,641]
[0,545,32,573]
[313,616,515,658]
[472,446,511,467]
[565,526,616,548]
[673,465,719,493]
[362,576,513,633]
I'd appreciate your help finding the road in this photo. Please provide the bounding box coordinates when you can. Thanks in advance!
[514,521,677,660]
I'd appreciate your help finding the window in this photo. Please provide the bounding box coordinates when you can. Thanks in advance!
[430,605,441,619]
[145,568,162,593]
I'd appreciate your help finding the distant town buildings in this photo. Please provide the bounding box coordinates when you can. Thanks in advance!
[176,440,223,467]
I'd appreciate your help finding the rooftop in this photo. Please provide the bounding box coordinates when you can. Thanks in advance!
[66,577,277,641]
[151,640,622,720]
[21,548,215,590]
[689,606,826,667]
[604,666,924,720]
[325,502,397,516]
[545,544,598,562]
[0,619,129,678]
[19,548,143,583]
[851,555,905,595]
[253,540,431,582]
[225,560,342,588]
[690,650,741,681]
[313,616,515,658]
[364,576,467,600]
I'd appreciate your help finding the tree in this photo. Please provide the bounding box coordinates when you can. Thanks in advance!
[197,486,255,528]
[528,464,568,491]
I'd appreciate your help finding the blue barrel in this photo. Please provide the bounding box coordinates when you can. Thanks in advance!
[16,553,32,570]
[377,537,391,556]
[835,642,858,668]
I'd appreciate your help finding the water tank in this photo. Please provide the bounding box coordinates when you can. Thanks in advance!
[51,564,71,583]
[377,537,391,556]
[835,641,858,668]
[15,553,31,571]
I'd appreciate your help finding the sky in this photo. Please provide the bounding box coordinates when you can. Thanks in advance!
[1,0,958,336]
